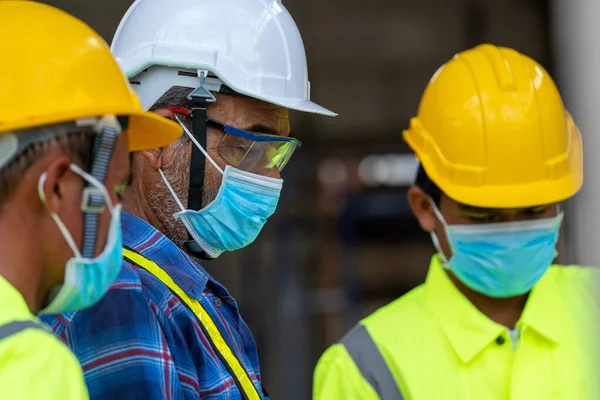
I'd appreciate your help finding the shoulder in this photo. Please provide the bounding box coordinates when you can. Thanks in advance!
[42,267,173,363]
[362,284,429,332]
[545,265,600,335]
[335,284,436,363]
[63,280,165,341]
[548,263,600,278]
[314,343,379,400]
[318,285,429,370]
[44,281,180,397]
[315,343,354,373]
[0,324,81,366]
[44,277,190,399]
[546,264,599,293]
[44,259,172,331]
[546,265,600,310]
[0,325,88,398]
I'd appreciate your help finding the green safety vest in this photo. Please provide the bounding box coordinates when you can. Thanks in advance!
[314,257,600,400]
[0,274,89,399]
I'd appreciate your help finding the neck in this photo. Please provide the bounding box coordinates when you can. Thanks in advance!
[0,206,44,313]
[122,181,160,228]
[122,174,191,251]
[448,272,527,329]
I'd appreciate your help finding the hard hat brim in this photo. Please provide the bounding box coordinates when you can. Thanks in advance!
[122,63,337,117]
[127,111,182,151]
[0,108,182,152]
[258,96,337,117]
[427,169,583,208]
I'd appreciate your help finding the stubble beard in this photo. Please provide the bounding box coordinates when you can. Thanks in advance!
[147,144,221,249]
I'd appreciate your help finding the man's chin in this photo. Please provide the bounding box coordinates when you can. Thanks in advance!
[159,222,189,249]
[201,189,219,208]
[147,201,189,249]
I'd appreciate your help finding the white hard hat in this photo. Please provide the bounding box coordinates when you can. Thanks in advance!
[111,0,336,116]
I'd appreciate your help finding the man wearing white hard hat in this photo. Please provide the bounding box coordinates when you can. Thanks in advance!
[41,0,335,399]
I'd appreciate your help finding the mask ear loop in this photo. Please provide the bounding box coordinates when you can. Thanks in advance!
[38,172,82,259]
[174,114,224,176]
[427,197,451,265]
[428,197,449,227]
[158,169,187,214]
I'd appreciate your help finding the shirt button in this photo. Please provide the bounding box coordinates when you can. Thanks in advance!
[214,298,222,307]
[496,336,506,345]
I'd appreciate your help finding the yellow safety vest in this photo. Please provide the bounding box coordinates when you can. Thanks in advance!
[314,256,600,400]
[0,274,89,399]
[123,248,262,400]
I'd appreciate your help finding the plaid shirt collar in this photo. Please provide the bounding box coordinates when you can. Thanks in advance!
[121,211,210,298]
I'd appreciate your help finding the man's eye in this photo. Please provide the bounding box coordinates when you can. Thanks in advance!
[466,214,494,223]
[523,207,548,216]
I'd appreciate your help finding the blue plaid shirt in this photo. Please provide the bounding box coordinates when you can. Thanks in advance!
[41,212,266,399]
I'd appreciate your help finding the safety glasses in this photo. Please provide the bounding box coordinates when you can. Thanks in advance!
[168,107,301,173]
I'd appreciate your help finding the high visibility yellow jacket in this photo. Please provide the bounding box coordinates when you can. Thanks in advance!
[0,274,89,399]
[314,256,600,400]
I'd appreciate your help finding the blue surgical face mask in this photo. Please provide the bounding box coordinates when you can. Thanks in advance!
[39,164,123,314]
[159,120,283,259]
[429,201,564,298]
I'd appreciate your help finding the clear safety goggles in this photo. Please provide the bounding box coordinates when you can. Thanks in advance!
[169,107,301,173]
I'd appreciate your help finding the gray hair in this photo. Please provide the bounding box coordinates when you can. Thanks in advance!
[145,86,196,247]
[150,86,194,145]
[150,86,194,111]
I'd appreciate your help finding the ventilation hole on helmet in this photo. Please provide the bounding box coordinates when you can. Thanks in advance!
[129,81,141,85]
[178,70,197,77]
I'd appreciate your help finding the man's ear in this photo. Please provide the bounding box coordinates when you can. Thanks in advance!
[407,185,437,232]
[41,156,77,214]
[140,107,177,170]
[153,108,175,119]
[140,148,164,170]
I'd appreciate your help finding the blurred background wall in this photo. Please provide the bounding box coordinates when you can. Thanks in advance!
[40,0,596,398]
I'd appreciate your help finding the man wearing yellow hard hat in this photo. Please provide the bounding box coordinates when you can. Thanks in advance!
[0,1,180,398]
[313,44,600,399]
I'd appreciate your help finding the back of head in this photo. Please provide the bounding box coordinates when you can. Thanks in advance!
[404,44,582,208]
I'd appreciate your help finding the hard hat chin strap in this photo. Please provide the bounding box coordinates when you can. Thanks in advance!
[184,71,216,259]
[80,116,124,258]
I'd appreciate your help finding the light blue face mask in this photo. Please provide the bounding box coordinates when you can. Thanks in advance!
[39,164,123,314]
[159,120,283,259]
[429,201,564,298]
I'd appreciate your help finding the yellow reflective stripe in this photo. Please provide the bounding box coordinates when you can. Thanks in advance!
[123,248,261,400]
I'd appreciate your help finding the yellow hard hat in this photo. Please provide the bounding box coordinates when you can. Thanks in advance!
[0,1,181,151]
[403,44,583,208]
